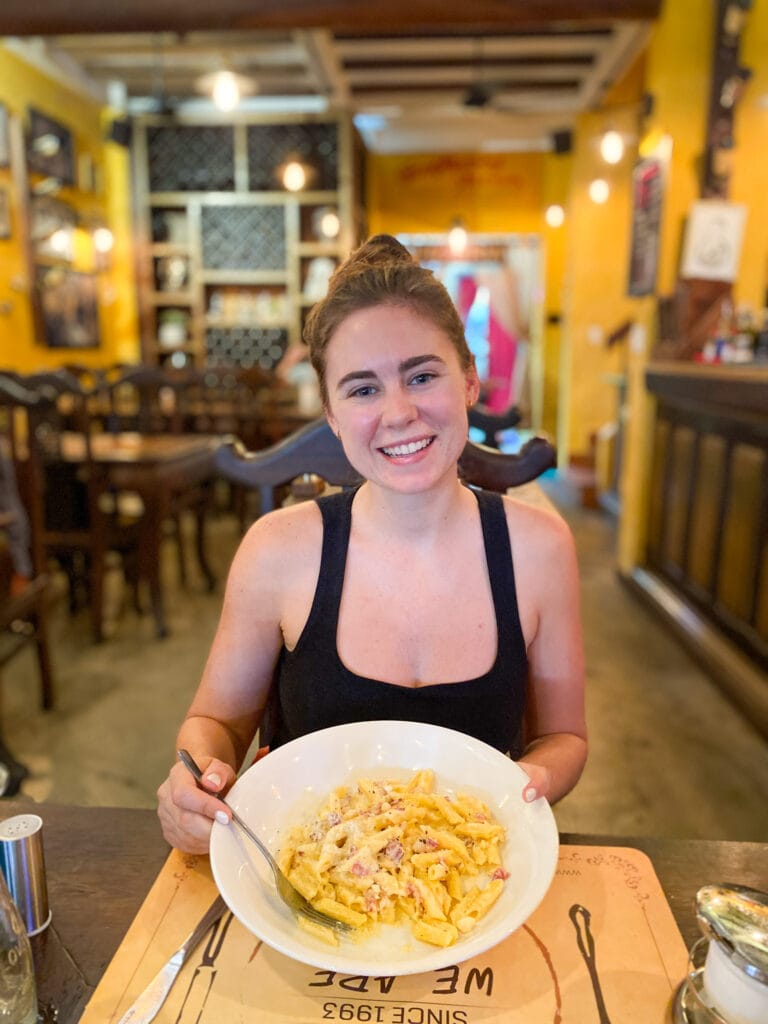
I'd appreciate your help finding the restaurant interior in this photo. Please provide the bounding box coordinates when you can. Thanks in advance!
[0,1,767,1021]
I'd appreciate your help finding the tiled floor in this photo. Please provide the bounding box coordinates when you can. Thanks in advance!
[4,477,768,842]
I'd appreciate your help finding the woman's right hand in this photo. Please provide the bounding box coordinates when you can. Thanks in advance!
[157,755,237,854]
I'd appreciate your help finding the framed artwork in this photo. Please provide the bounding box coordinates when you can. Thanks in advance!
[627,156,665,297]
[0,187,10,239]
[680,200,747,282]
[0,103,9,167]
[30,195,78,261]
[27,108,75,184]
[35,266,100,349]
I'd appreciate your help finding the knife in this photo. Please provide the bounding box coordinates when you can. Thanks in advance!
[117,895,229,1024]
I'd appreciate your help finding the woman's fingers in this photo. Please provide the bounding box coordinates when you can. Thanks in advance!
[517,760,552,803]
[157,757,236,852]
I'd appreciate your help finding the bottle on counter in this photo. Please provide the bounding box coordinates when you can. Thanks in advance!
[732,304,756,363]
[0,871,37,1024]
[754,309,768,363]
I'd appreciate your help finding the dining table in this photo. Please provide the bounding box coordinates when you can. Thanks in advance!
[61,432,223,638]
[4,799,765,1024]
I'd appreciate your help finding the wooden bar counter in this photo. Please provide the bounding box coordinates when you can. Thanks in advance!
[629,361,768,736]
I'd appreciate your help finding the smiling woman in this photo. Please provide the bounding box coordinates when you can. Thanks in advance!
[157,234,587,857]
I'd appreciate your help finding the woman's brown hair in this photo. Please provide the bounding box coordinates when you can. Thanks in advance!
[303,234,473,406]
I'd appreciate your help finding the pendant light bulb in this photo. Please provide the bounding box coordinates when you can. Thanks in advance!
[282,161,307,192]
[589,178,610,204]
[93,227,114,254]
[212,70,241,112]
[448,220,468,256]
[545,204,565,228]
[600,130,625,165]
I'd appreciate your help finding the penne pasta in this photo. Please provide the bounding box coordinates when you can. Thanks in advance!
[280,771,509,948]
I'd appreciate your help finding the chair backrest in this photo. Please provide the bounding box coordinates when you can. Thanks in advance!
[166,366,261,444]
[102,365,181,433]
[215,416,556,515]
[0,372,100,573]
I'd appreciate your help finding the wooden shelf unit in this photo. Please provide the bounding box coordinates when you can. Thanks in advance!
[131,113,356,371]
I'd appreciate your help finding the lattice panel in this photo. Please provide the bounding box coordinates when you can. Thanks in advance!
[247,123,338,191]
[206,327,288,369]
[147,126,235,192]
[201,206,285,270]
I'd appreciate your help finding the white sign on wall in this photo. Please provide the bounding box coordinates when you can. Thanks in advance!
[680,199,747,282]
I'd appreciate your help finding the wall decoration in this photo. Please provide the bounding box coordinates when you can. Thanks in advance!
[627,156,665,297]
[680,199,746,282]
[35,266,100,348]
[0,104,9,167]
[30,195,78,261]
[27,108,75,184]
[0,187,10,239]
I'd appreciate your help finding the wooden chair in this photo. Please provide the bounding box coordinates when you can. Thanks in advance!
[0,381,55,711]
[99,364,223,589]
[468,403,522,448]
[214,416,556,517]
[101,365,181,434]
[0,373,144,642]
[0,545,54,711]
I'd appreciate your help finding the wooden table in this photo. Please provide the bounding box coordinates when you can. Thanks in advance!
[2,800,764,1024]
[63,432,222,637]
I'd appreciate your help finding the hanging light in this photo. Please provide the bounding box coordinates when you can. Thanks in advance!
[589,178,610,204]
[448,219,468,256]
[213,70,240,111]
[311,206,341,240]
[197,69,256,111]
[282,160,307,191]
[93,227,114,254]
[49,228,71,255]
[545,204,565,228]
[600,130,625,164]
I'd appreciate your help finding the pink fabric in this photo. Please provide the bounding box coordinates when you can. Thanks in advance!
[456,275,478,323]
[485,311,517,412]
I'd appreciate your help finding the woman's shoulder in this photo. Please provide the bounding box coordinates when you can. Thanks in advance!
[231,499,324,586]
[245,498,322,552]
[499,489,576,558]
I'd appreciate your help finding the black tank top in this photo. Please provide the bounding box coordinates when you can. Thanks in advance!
[271,487,528,755]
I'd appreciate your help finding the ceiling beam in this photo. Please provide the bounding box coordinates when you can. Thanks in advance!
[0,1,663,36]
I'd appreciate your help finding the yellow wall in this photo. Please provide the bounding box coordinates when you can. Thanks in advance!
[618,0,717,572]
[0,44,138,370]
[366,152,547,237]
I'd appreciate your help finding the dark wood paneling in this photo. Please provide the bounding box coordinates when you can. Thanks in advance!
[646,364,768,672]
[0,1,663,35]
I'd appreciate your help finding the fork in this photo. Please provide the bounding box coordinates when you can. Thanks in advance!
[177,749,352,934]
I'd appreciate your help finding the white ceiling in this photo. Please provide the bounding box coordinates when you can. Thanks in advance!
[4,18,654,154]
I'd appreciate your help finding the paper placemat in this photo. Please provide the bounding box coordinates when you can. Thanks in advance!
[83,846,689,1023]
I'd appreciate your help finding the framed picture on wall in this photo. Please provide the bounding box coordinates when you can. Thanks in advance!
[680,200,747,282]
[27,108,75,184]
[35,266,100,348]
[627,156,664,297]
[0,104,9,167]
[0,187,10,239]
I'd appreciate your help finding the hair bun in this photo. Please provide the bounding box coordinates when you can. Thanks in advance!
[348,234,414,269]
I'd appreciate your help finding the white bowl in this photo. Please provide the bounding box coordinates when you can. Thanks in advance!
[210,720,558,976]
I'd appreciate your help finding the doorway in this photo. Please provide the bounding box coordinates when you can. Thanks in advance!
[398,233,544,434]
